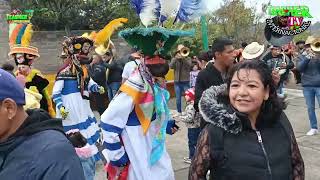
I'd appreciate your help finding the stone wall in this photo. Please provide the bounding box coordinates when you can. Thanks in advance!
[0,0,10,66]
[0,1,131,74]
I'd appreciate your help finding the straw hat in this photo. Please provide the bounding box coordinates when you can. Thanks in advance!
[242,42,265,60]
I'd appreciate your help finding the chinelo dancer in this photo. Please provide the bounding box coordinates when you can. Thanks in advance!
[8,23,55,117]
[99,0,205,179]
[51,35,104,180]
[51,18,128,180]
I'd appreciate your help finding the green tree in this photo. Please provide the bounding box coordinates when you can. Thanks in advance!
[8,0,140,33]
[208,0,268,46]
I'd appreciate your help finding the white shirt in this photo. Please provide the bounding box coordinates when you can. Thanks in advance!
[122,59,141,80]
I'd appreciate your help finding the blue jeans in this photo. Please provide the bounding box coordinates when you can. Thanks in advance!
[303,87,320,129]
[80,157,96,180]
[107,82,121,101]
[188,127,201,159]
[174,81,190,113]
[277,82,284,96]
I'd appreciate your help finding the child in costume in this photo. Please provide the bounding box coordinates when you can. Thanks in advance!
[8,23,55,117]
[52,35,105,180]
[178,88,201,164]
[101,25,194,179]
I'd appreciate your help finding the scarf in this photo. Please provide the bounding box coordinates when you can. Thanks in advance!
[150,83,170,165]
[119,61,170,165]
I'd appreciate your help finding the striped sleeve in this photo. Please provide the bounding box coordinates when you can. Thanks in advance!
[52,80,64,109]
[100,93,134,167]
[88,78,100,93]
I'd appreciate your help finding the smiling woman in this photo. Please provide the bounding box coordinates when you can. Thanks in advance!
[189,60,305,180]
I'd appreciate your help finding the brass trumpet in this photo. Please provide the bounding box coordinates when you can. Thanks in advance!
[311,38,320,52]
[179,47,190,57]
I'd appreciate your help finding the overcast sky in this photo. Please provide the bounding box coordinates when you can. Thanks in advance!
[207,0,320,23]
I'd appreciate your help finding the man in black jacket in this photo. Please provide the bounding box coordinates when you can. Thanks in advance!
[104,52,128,101]
[195,38,236,128]
[89,54,108,115]
[0,69,85,180]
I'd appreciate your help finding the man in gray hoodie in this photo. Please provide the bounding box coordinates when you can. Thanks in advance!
[297,40,320,136]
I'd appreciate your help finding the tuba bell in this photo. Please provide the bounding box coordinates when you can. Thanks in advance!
[180,47,190,57]
[311,38,320,52]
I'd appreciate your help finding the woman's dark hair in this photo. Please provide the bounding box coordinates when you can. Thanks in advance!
[66,131,87,148]
[226,60,284,126]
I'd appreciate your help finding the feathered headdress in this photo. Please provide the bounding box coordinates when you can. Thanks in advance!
[130,0,207,26]
[89,18,128,55]
[94,18,128,46]
[119,27,195,56]
[8,23,40,61]
[174,0,203,22]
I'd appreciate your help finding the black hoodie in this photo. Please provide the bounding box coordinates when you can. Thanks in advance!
[0,109,85,180]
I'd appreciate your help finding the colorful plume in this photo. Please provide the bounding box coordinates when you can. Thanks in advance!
[9,23,17,39]
[175,0,203,22]
[139,0,158,27]
[9,24,23,46]
[159,0,181,22]
[89,31,97,41]
[130,0,144,14]
[21,24,33,46]
[16,24,28,45]
[94,18,128,46]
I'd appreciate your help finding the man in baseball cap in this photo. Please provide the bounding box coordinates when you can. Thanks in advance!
[0,69,85,180]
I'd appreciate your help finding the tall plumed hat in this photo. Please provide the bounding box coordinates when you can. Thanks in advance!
[8,23,40,66]
[119,27,194,57]
[117,0,211,60]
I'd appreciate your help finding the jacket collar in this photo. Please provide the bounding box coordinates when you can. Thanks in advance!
[199,84,281,133]
[199,84,244,134]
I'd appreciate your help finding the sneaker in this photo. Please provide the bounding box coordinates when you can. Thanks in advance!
[277,93,285,99]
[306,129,318,136]
[183,157,192,164]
